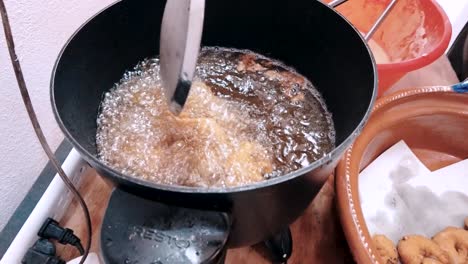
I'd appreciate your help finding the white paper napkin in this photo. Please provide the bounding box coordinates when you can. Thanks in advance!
[359,140,468,244]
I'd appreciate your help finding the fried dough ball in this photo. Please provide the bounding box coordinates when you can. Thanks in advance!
[397,235,450,264]
[373,234,399,264]
[432,227,468,264]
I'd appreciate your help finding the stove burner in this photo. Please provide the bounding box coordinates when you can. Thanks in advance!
[100,189,293,264]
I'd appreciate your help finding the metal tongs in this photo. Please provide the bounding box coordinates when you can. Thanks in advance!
[159,0,398,115]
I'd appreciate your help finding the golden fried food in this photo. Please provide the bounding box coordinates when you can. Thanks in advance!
[177,117,272,186]
[98,80,273,187]
[397,235,450,264]
[432,227,468,264]
[224,141,272,185]
[236,53,307,102]
[373,234,398,264]
[236,53,267,72]
[464,217,468,230]
[167,82,273,187]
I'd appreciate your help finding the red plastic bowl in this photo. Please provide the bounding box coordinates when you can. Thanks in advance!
[331,0,452,97]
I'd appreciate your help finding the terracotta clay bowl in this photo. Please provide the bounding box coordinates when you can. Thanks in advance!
[335,85,468,263]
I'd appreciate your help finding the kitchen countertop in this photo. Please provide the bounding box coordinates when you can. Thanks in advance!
[1,56,459,263]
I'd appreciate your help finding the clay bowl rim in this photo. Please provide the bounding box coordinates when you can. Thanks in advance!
[335,86,468,264]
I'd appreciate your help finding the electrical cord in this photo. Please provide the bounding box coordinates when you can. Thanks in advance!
[23,218,85,264]
[22,238,65,264]
[0,1,92,263]
[38,218,85,255]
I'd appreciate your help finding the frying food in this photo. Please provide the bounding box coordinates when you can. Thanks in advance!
[96,48,335,188]
[98,81,272,187]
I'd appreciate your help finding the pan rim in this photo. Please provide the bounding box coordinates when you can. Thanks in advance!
[49,0,378,194]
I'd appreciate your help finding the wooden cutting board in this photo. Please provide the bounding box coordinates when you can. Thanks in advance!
[55,56,458,263]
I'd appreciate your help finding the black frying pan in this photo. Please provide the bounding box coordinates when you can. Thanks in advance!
[51,0,376,252]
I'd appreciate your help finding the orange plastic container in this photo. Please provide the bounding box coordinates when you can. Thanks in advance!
[327,0,452,97]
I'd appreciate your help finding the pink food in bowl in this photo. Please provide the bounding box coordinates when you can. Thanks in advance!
[328,0,452,97]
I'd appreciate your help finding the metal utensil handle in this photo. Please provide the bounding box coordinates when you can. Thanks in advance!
[327,0,398,41]
[328,0,348,8]
[364,0,398,41]
[159,0,205,114]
